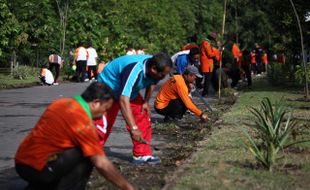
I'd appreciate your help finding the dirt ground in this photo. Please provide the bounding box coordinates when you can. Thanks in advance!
[87,94,236,190]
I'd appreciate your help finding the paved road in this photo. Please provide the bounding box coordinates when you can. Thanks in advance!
[0,82,166,189]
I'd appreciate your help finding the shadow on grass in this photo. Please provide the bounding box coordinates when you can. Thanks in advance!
[247,77,304,93]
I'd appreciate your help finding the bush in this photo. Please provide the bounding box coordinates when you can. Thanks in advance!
[11,65,38,80]
[243,97,309,171]
[295,62,310,85]
[267,62,285,85]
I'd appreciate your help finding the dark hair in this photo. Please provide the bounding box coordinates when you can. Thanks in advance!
[81,82,114,102]
[189,47,200,57]
[87,42,93,48]
[77,42,84,47]
[40,64,47,68]
[148,52,172,72]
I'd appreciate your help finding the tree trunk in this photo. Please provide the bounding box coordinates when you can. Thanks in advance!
[289,0,309,99]
[218,0,227,100]
[56,0,69,57]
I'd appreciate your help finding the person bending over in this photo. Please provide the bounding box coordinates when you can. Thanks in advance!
[155,65,209,122]
[96,52,172,165]
[15,82,134,190]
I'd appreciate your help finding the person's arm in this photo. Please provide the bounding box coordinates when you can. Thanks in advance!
[119,95,144,143]
[142,85,155,115]
[206,42,216,58]
[177,80,209,121]
[91,154,134,190]
[73,48,79,64]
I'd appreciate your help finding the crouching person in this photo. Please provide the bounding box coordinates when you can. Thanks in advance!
[155,65,209,122]
[14,82,134,190]
[39,65,54,86]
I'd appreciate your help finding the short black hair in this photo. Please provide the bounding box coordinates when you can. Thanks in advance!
[81,82,114,102]
[148,52,172,72]
[87,42,93,48]
[189,47,200,57]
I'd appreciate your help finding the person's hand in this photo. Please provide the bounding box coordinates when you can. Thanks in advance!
[200,113,209,122]
[141,102,151,116]
[131,127,148,144]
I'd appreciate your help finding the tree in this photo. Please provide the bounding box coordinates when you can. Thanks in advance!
[289,0,309,99]
[0,0,20,60]
[55,0,69,57]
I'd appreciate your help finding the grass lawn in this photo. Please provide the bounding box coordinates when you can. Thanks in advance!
[0,73,38,89]
[167,77,310,190]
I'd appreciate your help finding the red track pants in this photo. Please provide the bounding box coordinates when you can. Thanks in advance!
[95,95,152,157]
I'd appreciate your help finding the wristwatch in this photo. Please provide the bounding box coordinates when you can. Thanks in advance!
[131,125,138,131]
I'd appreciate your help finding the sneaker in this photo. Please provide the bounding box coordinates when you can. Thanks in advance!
[53,82,59,86]
[84,78,90,82]
[132,156,161,165]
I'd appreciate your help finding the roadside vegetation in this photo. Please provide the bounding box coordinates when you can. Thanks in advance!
[0,66,38,89]
[167,77,310,190]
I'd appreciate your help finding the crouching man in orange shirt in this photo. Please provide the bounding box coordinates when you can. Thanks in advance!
[15,82,134,190]
[155,65,209,122]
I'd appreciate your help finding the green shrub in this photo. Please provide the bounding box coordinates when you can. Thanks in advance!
[11,65,38,80]
[243,97,309,171]
[295,62,310,85]
[267,62,285,85]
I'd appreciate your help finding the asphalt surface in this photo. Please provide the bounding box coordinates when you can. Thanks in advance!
[0,82,166,189]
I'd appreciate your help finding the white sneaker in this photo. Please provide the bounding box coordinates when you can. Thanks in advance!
[53,83,59,86]
[132,155,161,165]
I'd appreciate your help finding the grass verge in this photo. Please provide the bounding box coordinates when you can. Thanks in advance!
[0,73,38,89]
[167,77,310,190]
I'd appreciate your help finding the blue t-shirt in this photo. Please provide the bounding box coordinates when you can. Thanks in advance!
[175,54,189,74]
[97,55,157,99]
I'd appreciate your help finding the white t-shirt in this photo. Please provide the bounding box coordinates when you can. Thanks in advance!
[87,47,98,66]
[126,49,136,55]
[44,69,54,85]
[76,47,87,61]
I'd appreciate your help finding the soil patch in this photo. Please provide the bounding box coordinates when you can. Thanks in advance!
[87,97,234,190]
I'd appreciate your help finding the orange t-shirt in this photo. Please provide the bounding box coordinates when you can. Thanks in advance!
[155,75,203,116]
[251,52,256,64]
[200,40,216,73]
[15,98,104,171]
[262,53,268,64]
[232,43,240,59]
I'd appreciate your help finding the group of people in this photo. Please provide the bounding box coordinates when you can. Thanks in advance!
[16,50,212,189]
[39,42,101,86]
[172,33,275,92]
[39,53,63,86]
[23,33,279,189]
[72,42,99,83]
[172,32,224,96]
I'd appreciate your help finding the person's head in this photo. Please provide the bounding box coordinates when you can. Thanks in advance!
[77,42,84,47]
[255,43,260,48]
[81,82,114,119]
[207,32,217,42]
[146,52,172,80]
[40,64,47,69]
[188,47,200,65]
[87,42,93,48]
[183,65,202,84]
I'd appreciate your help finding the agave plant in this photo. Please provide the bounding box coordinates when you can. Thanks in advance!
[243,97,308,171]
